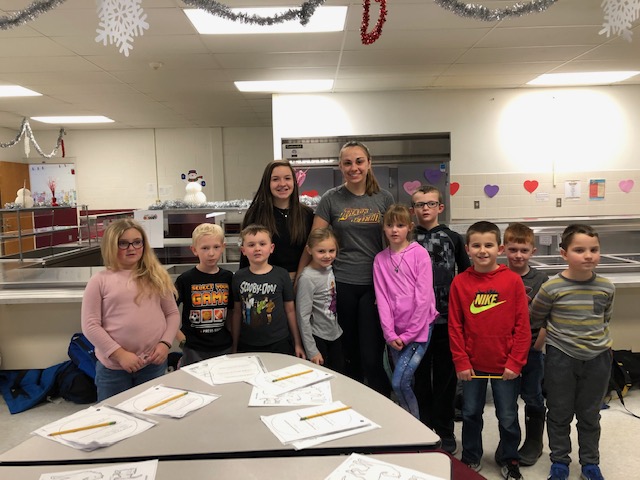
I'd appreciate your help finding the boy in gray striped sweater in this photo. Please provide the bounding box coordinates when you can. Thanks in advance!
[530,224,615,480]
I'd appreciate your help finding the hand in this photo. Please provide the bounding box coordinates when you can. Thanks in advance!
[502,368,519,381]
[294,344,306,360]
[389,339,404,351]
[310,353,324,365]
[147,342,170,365]
[112,348,145,373]
[457,369,474,381]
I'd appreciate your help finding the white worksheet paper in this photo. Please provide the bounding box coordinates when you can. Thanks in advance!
[249,363,333,396]
[291,421,381,450]
[249,379,332,406]
[181,354,266,385]
[260,401,370,444]
[38,459,158,480]
[325,453,445,480]
[115,385,219,418]
[33,405,156,451]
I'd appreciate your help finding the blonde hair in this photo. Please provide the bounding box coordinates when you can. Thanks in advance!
[383,204,414,242]
[504,222,535,246]
[306,227,339,253]
[101,219,176,302]
[192,223,224,246]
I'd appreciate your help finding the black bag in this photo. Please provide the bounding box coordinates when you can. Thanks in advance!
[68,333,98,379]
[607,350,639,419]
[612,350,640,387]
[54,361,97,404]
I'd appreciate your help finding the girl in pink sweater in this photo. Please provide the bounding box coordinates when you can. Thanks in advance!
[81,219,179,401]
[373,204,438,418]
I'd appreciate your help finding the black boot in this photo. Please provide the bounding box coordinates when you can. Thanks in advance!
[518,406,545,466]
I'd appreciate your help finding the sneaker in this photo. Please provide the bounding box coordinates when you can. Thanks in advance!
[462,461,482,473]
[494,441,505,467]
[441,436,459,455]
[501,460,523,480]
[548,462,570,480]
[581,464,604,480]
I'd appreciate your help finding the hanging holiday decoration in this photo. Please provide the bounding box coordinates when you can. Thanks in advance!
[181,0,326,27]
[361,0,388,45]
[433,0,558,22]
[95,0,149,57]
[0,0,67,30]
[600,0,640,41]
[0,118,66,159]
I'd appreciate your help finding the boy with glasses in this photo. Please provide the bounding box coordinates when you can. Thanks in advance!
[411,185,471,454]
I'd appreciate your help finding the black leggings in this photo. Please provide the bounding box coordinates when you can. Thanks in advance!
[336,281,390,397]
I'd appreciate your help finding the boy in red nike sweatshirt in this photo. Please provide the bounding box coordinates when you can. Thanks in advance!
[448,221,530,479]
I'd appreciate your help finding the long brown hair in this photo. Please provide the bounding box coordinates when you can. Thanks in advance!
[339,140,381,196]
[242,160,313,245]
[101,219,176,301]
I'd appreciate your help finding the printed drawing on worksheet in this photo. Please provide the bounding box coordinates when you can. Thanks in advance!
[324,453,445,480]
[38,459,158,480]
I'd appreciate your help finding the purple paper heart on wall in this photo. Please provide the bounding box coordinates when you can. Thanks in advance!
[484,185,500,198]
[424,169,443,184]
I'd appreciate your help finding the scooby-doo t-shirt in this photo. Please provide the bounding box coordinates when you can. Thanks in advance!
[232,265,293,347]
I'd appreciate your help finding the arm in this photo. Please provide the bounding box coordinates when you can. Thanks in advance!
[454,233,471,273]
[503,280,531,376]
[447,279,473,379]
[296,215,330,282]
[533,328,547,351]
[148,291,181,365]
[231,301,241,353]
[295,275,322,364]
[285,300,306,359]
[372,254,398,346]
[399,248,437,345]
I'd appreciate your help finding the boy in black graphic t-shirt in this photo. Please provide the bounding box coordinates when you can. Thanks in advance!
[175,223,234,365]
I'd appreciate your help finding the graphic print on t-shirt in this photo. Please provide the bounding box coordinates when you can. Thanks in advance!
[189,282,229,334]
[469,290,506,315]
[239,280,277,327]
[338,207,381,223]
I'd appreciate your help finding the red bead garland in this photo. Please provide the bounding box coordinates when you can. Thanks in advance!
[361,0,387,45]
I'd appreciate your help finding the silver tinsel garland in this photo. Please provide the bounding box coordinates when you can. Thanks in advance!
[0,0,67,30]
[434,0,558,22]
[0,118,65,159]
[149,195,320,210]
[181,0,326,26]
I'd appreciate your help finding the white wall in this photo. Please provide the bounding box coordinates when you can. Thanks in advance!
[272,86,640,219]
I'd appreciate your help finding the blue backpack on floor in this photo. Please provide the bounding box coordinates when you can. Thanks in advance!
[0,363,66,414]
[68,333,97,379]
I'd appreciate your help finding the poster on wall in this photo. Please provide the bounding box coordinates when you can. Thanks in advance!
[134,210,164,248]
[564,180,581,200]
[29,163,77,205]
[589,179,605,200]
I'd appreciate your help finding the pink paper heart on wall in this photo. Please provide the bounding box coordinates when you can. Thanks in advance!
[523,180,539,193]
[484,185,500,198]
[450,182,460,196]
[424,169,443,184]
[403,181,421,195]
[619,179,634,193]
[301,190,319,197]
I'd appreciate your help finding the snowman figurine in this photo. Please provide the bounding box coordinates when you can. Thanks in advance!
[181,169,207,205]
[14,187,34,208]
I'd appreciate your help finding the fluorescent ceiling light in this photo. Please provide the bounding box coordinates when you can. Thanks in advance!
[185,7,347,34]
[0,85,41,97]
[31,116,114,124]
[528,71,640,86]
[235,79,333,93]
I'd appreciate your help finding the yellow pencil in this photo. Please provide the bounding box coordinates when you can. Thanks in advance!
[471,375,503,379]
[271,369,313,383]
[48,421,116,436]
[143,391,188,411]
[299,406,352,421]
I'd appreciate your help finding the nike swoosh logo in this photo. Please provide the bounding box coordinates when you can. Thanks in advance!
[469,300,506,314]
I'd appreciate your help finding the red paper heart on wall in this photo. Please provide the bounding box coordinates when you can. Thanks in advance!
[450,182,460,196]
[523,180,539,193]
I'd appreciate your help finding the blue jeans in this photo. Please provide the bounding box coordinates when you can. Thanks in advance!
[520,348,545,412]
[461,372,521,465]
[95,361,167,402]
[389,340,429,419]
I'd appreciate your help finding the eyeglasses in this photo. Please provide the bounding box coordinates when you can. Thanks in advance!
[118,239,144,250]
[412,201,440,209]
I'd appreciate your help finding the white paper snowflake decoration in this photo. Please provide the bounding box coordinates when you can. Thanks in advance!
[95,0,149,57]
[600,0,640,41]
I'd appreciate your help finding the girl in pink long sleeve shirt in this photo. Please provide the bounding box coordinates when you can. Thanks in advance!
[373,205,438,418]
[82,219,179,401]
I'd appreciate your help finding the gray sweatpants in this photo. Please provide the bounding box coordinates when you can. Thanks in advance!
[544,345,611,466]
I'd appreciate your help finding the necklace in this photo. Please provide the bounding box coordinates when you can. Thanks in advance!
[389,248,408,273]
[275,207,289,218]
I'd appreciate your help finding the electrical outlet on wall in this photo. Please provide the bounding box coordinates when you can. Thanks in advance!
[556,198,562,207]
[474,200,480,209]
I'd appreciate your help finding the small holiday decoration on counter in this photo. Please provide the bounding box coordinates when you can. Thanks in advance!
[48,178,58,206]
[181,169,207,205]
[14,187,34,208]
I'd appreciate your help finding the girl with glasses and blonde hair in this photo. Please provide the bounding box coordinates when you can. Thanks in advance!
[82,219,179,401]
